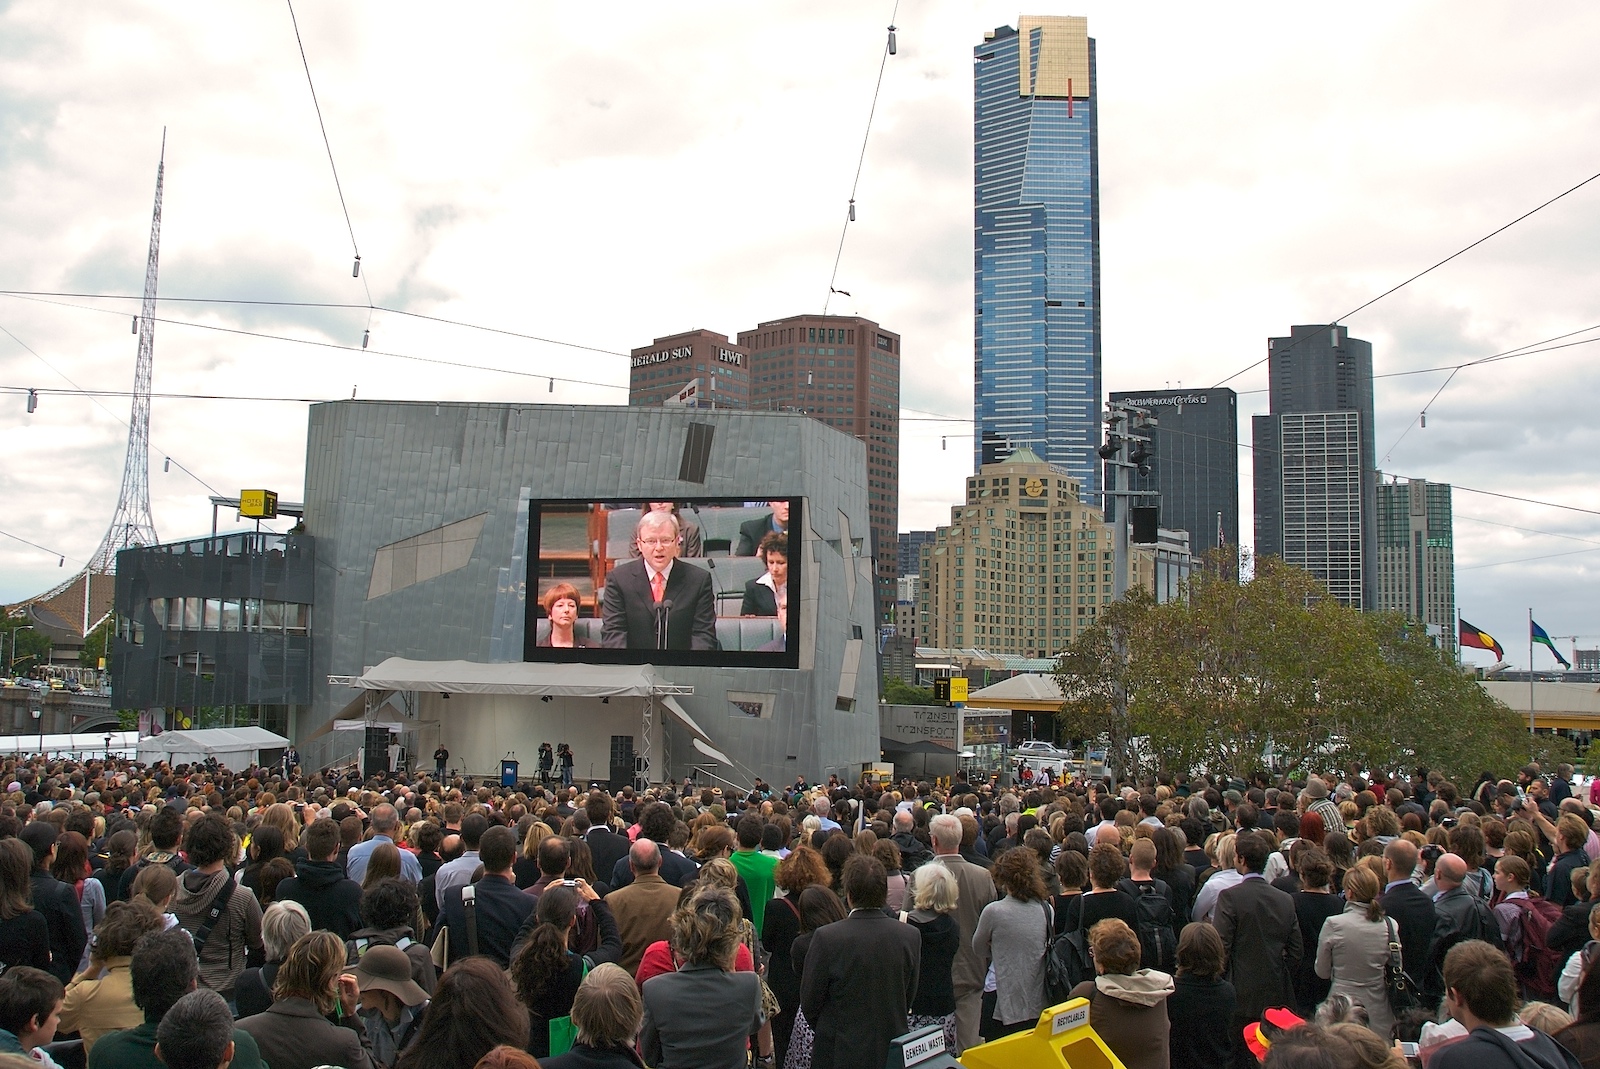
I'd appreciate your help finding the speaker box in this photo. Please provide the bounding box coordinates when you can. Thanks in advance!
[1130,506,1160,544]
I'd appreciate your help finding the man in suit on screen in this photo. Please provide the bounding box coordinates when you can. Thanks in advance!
[601,509,717,650]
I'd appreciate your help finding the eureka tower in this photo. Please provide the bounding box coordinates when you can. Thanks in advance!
[973,15,1101,496]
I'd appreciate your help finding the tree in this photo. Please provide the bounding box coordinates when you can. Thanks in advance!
[881,676,935,706]
[1053,591,1153,778]
[1054,550,1542,784]
[0,618,51,677]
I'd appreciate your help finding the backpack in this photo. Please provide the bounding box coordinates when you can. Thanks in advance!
[1046,899,1094,1003]
[1129,884,1177,972]
[1511,895,1566,998]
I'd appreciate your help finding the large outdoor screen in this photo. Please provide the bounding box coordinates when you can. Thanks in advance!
[524,498,801,668]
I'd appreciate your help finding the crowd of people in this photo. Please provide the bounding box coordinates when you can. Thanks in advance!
[0,754,1595,1069]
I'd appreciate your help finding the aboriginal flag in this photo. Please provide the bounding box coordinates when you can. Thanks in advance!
[1460,618,1504,660]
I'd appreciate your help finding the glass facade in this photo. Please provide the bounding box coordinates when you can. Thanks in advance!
[1108,388,1239,555]
[974,19,1101,497]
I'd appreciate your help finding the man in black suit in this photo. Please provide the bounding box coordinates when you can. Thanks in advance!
[1380,838,1437,985]
[582,792,631,884]
[601,510,716,650]
[438,826,535,968]
[18,823,86,985]
[1215,830,1302,1069]
[609,802,699,890]
[734,499,790,556]
[801,854,921,1069]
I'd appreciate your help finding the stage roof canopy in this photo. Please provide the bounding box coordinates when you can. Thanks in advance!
[353,659,681,699]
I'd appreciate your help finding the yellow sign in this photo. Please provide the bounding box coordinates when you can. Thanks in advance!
[961,998,1127,1069]
[949,677,969,702]
[239,490,279,519]
[1023,477,1046,498]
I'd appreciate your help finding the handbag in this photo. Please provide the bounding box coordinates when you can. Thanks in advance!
[1384,917,1420,1015]
[548,957,592,1058]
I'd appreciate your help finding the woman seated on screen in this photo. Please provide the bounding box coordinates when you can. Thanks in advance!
[540,582,595,648]
[740,531,789,620]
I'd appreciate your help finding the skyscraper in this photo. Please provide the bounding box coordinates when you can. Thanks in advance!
[1108,388,1238,555]
[1252,325,1377,609]
[737,314,900,627]
[1376,477,1455,653]
[973,16,1101,496]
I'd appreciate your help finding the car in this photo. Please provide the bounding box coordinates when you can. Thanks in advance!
[1016,740,1067,758]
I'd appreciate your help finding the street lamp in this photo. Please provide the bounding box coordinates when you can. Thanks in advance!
[6,625,34,676]
[104,733,113,762]
[31,709,41,760]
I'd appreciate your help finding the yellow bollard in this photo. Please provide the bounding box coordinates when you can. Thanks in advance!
[958,998,1126,1069]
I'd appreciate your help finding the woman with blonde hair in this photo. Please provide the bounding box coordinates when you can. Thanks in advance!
[516,820,556,888]
[540,962,644,1068]
[259,802,304,862]
[1314,864,1394,1040]
[237,930,374,1069]
[904,861,961,1052]
[640,885,764,1069]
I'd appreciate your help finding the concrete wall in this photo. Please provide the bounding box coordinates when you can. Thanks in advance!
[301,401,879,786]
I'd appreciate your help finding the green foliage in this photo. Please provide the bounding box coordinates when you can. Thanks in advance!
[1053,549,1540,783]
[80,617,114,669]
[882,676,935,706]
[116,709,139,731]
[1582,739,1600,778]
[0,619,51,676]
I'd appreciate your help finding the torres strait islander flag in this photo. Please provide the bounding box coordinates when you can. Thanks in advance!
[1532,619,1572,669]
[1459,618,1505,660]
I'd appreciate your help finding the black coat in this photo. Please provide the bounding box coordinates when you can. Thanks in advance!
[800,911,922,1069]
[440,874,536,968]
[278,860,365,941]
[1168,974,1236,1069]
[740,579,780,618]
[599,559,717,650]
[735,515,786,557]
[1378,880,1437,984]
[610,845,698,891]
[1215,876,1303,1018]
[30,871,85,985]
[584,827,632,887]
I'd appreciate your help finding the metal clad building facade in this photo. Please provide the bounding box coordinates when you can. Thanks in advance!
[301,401,879,784]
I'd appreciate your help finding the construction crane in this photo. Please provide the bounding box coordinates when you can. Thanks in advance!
[1551,635,1599,667]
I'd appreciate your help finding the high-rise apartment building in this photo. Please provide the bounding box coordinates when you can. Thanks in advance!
[737,314,900,626]
[973,16,1101,496]
[1108,388,1238,555]
[1376,477,1455,653]
[628,330,751,408]
[1252,325,1377,609]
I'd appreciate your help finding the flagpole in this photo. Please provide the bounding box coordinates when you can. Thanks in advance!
[1529,607,1536,753]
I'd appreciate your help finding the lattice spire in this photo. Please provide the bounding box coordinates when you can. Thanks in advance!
[88,133,164,574]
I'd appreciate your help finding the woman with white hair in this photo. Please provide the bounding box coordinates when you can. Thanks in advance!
[234,900,311,1018]
[904,861,961,1052]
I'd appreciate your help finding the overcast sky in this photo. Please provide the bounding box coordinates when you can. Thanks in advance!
[2,2,1597,668]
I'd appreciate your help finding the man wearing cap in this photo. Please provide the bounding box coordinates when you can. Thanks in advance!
[1302,777,1346,837]
[351,945,428,1068]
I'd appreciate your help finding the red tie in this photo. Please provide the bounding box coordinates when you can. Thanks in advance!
[651,572,666,603]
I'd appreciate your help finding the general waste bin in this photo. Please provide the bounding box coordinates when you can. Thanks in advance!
[501,759,519,788]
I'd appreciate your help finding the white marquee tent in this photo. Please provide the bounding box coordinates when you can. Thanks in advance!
[136,727,290,770]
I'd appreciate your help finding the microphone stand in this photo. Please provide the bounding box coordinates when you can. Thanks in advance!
[655,598,673,649]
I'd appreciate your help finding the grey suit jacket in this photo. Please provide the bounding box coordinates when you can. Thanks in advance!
[237,997,374,1069]
[801,911,922,1069]
[640,963,763,1069]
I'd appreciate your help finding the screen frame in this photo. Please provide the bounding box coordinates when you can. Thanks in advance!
[523,496,802,668]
